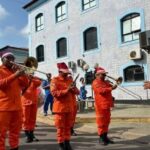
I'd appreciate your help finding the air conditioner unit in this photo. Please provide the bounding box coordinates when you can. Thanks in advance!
[77,59,86,67]
[68,61,75,69]
[129,49,142,60]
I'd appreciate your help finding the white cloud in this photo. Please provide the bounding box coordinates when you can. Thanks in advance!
[0,4,8,20]
[20,24,29,38]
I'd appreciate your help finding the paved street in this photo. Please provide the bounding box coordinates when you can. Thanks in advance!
[6,122,150,150]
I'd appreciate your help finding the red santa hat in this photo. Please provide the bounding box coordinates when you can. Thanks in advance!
[57,62,70,74]
[95,67,108,75]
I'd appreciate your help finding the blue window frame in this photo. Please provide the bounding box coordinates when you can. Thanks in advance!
[35,13,44,31]
[56,1,66,22]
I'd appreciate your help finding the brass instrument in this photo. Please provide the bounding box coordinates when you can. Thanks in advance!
[10,57,47,76]
[106,75,142,100]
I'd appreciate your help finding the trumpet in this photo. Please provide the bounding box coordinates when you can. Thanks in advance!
[106,75,142,100]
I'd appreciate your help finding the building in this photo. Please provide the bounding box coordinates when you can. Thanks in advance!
[0,45,28,64]
[23,0,150,100]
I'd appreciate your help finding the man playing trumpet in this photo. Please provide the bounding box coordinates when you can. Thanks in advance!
[92,67,117,146]
[0,52,28,150]
[50,62,79,150]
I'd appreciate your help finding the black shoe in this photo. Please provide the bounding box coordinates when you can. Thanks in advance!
[99,134,109,146]
[64,140,73,150]
[30,131,39,142]
[59,142,65,150]
[24,130,33,143]
[104,133,114,144]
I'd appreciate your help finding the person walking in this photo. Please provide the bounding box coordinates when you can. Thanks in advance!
[21,76,42,143]
[92,67,117,146]
[42,73,53,116]
[50,62,79,150]
[0,52,28,150]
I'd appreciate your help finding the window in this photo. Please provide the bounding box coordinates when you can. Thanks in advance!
[35,13,44,31]
[56,38,67,58]
[124,65,144,82]
[36,45,44,62]
[82,0,96,10]
[121,13,141,43]
[83,27,98,51]
[56,1,66,22]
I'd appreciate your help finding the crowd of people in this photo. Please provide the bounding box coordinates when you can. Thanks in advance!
[0,52,150,150]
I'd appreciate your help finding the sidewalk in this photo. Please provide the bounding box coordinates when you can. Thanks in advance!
[37,103,150,125]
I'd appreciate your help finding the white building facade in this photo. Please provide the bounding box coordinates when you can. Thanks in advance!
[24,0,150,100]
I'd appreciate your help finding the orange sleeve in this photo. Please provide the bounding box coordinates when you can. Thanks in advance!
[50,79,68,98]
[18,76,29,88]
[0,73,17,88]
[71,87,80,95]
[92,81,112,94]
[32,78,42,87]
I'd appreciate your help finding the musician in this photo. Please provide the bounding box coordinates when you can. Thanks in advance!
[68,74,79,136]
[0,52,28,150]
[42,73,53,116]
[92,67,117,146]
[50,62,79,150]
[21,74,42,143]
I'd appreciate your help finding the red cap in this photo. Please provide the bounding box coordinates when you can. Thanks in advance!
[57,62,70,74]
[95,67,108,75]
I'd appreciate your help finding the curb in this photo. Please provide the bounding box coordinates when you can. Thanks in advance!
[37,114,150,125]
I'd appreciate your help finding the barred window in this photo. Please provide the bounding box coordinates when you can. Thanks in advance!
[56,1,66,22]
[124,65,144,82]
[56,38,67,58]
[82,0,96,10]
[121,13,141,43]
[35,13,44,31]
[83,27,98,51]
[36,45,44,62]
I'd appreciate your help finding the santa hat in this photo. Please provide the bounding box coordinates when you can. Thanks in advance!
[57,62,70,74]
[95,67,108,75]
[1,52,15,60]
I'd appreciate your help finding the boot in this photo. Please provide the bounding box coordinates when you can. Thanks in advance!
[71,127,77,136]
[24,130,33,143]
[64,140,73,150]
[30,131,39,142]
[104,133,114,144]
[59,142,65,150]
[10,147,18,150]
[99,134,108,146]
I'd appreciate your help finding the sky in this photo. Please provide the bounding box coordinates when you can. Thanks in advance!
[0,0,31,48]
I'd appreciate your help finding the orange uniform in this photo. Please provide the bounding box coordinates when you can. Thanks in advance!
[71,90,79,128]
[0,65,28,150]
[21,77,41,131]
[92,78,114,136]
[50,75,79,143]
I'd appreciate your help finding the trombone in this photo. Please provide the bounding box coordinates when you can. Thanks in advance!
[9,57,47,80]
[106,75,142,100]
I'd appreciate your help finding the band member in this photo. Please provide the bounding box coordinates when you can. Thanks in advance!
[42,73,53,116]
[68,74,79,136]
[50,62,79,150]
[92,67,117,146]
[21,75,42,143]
[0,52,28,150]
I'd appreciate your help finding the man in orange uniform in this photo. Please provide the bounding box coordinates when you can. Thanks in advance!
[0,52,28,150]
[68,75,79,136]
[21,76,42,143]
[50,62,79,150]
[92,67,117,146]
